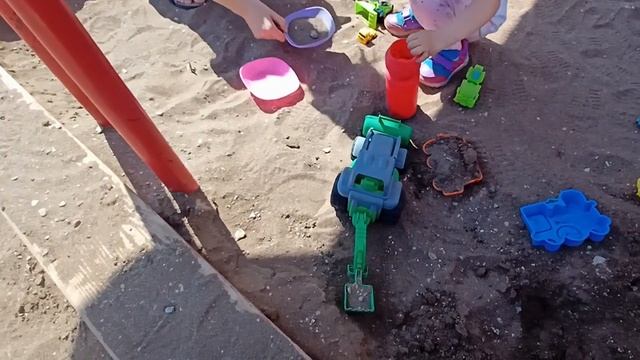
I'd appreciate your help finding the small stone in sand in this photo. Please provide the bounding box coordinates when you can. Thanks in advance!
[36,274,45,287]
[73,220,82,228]
[234,229,246,241]
[38,208,48,217]
[31,200,39,207]
[474,266,488,278]
[322,147,332,154]
[58,201,67,207]
[288,17,329,46]
[95,126,103,134]
[11,176,18,181]
[592,255,607,266]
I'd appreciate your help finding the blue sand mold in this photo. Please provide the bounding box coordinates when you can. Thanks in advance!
[519,189,611,252]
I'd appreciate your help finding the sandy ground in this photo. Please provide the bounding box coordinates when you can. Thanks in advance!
[0,220,109,360]
[1,0,640,359]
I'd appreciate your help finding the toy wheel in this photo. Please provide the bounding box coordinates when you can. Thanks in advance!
[351,136,366,160]
[378,190,405,224]
[330,173,348,213]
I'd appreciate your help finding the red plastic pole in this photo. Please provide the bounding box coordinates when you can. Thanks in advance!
[5,0,199,193]
[0,0,110,127]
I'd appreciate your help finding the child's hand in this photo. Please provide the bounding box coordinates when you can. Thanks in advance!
[407,0,500,61]
[407,30,443,62]
[239,0,286,42]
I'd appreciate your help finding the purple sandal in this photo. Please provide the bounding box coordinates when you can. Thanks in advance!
[420,40,469,88]
[384,8,423,37]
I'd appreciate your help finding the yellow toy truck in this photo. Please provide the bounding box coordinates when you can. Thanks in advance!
[357,27,377,45]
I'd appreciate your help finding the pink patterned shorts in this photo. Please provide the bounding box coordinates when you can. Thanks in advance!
[409,0,508,40]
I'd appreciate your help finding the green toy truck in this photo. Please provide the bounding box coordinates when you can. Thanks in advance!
[453,64,485,108]
[330,114,412,313]
[355,0,393,29]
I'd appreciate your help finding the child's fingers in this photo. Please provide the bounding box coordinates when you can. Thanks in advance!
[406,32,422,47]
[264,30,285,42]
[273,30,285,42]
[409,45,425,62]
[273,15,286,33]
[407,39,424,54]
[270,15,286,42]
[416,53,429,63]
[268,22,286,42]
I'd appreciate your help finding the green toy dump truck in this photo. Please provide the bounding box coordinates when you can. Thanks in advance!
[355,0,394,29]
[330,114,412,313]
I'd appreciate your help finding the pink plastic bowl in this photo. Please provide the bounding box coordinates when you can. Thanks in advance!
[239,57,300,101]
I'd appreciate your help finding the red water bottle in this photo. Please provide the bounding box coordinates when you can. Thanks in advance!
[385,39,420,120]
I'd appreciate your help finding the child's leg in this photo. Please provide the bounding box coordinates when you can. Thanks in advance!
[408,0,478,87]
[411,0,476,44]
[387,0,505,87]
[413,0,507,43]
[384,1,476,43]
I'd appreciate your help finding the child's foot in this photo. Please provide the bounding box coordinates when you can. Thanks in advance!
[384,8,423,37]
[171,0,206,9]
[420,40,469,88]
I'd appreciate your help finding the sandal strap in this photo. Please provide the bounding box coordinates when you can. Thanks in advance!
[395,8,415,26]
[432,51,458,72]
[432,42,467,72]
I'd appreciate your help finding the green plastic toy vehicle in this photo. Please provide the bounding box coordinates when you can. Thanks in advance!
[355,0,394,29]
[453,64,485,108]
[331,115,412,313]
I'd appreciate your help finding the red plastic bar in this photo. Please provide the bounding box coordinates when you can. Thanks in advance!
[5,0,199,193]
[0,0,110,127]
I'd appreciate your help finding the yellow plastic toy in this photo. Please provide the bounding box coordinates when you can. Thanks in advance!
[357,27,377,45]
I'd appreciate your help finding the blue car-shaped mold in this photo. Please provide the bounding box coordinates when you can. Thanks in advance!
[520,189,611,252]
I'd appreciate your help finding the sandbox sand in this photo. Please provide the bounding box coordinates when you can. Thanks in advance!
[1,0,640,358]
